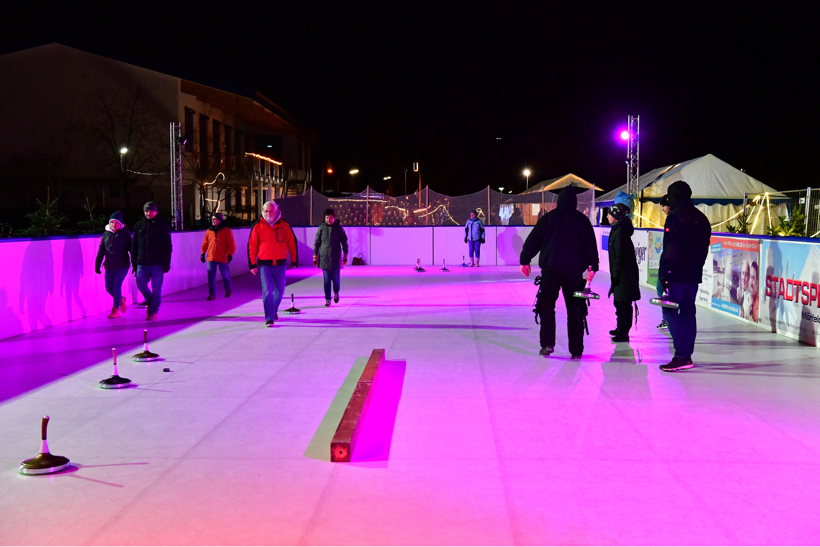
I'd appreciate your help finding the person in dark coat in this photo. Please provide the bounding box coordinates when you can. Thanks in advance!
[131,201,173,321]
[655,193,672,331]
[94,210,132,319]
[606,203,641,342]
[313,208,349,307]
[658,180,712,372]
[520,187,599,358]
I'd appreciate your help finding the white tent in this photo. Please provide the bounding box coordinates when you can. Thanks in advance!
[597,154,779,231]
[522,173,603,193]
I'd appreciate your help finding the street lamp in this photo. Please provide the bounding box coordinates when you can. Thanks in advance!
[523,169,531,190]
[118,147,128,209]
[349,169,359,191]
[383,176,391,180]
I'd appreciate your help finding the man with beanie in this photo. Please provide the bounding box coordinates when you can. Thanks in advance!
[464,210,485,267]
[248,200,298,327]
[313,208,349,307]
[520,187,599,358]
[131,201,172,321]
[606,203,641,342]
[201,212,236,300]
[658,180,711,371]
[95,211,132,319]
[656,194,672,331]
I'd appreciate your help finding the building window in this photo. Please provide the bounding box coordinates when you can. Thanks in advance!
[199,113,209,171]
[184,108,195,152]
[224,126,233,171]
[212,120,222,167]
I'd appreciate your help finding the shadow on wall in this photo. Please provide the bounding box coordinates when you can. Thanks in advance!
[61,238,87,321]
[0,289,23,338]
[497,226,527,265]
[19,241,55,331]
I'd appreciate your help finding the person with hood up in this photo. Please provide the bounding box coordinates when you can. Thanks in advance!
[606,203,641,342]
[520,187,599,358]
[657,180,712,371]
[464,210,485,266]
[131,201,172,321]
[248,200,298,327]
[200,212,236,300]
[95,211,132,319]
[313,208,349,307]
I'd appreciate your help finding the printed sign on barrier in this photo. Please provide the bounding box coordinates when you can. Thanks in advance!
[709,237,761,323]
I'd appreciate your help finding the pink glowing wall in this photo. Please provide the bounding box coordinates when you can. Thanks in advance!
[0,229,251,341]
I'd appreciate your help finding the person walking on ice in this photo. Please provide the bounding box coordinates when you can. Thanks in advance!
[95,211,132,319]
[313,208,349,307]
[200,212,236,300]
[464,210,485,267]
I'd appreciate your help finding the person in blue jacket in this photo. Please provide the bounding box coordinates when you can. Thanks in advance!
[464,210,485,267]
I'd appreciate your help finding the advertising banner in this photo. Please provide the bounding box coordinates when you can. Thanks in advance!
[646,230,663,288]
[709,237,761,323]
[760,240,820,346]
[632,230,648,286]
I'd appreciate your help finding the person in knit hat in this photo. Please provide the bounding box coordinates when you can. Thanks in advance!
[95,211,132,319]
[656,194,672,331]
[201,212,236,300]
[606,203,641,342]
[131,201,173,321]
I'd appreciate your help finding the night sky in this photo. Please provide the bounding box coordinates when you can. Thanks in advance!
[2,2,817,195]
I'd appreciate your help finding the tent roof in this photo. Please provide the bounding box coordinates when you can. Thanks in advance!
[597,154,778,203]
[522,173,603,193]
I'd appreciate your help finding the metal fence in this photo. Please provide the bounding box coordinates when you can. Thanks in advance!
[740,188,820,237]
[274,186,595,227]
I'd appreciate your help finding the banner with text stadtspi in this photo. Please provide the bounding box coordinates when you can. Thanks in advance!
[760,240,820,347]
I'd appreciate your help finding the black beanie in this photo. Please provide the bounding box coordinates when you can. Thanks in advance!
[660,194,670,207]
[143,201,158,212]
[609,203,630,222]
[666,180,692,206]
[109,210,124,223]
[213,212,224,222]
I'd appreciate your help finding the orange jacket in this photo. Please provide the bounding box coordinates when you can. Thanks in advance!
[247,217,298,268]
[201,225,236,263]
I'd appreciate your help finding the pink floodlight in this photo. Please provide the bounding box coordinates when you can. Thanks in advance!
[619,130,630,141]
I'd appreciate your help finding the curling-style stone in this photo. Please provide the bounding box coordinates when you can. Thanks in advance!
[573,267,600,300]
[100,348,132,389]
[19,416,70,475]
[282,293,302,315]
[132,329,159,362]
[650,296,680,309]
[440,259,449,272]
[414,258,426,273]
[461,255,469,267]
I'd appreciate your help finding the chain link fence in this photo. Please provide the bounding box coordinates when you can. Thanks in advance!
[735,188,820,237]
[273,186,595,226]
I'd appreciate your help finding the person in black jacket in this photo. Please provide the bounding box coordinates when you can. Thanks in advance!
[313,208,349,307]
[520,187,599,358]
[131,201,173,321]
[658,180,712,371]
[605,203,641,342]
[94,211,132,319]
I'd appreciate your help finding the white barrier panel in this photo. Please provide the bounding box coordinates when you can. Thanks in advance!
[370,227,433,266]
[434,226,496,267]
[1,227,250,341]
[593,226,610,273]
[497,226,534,265]
[291,227,319,267]
[345,227,371,266]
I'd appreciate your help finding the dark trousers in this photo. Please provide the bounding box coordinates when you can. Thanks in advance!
[104,267,128,308]
[662,282,699,359]
[136,265,164,315]
[206,261,232,295]
[614,300,633,335]
[323,268,341,300]
[468,240,481,258]
[536,272,587,355]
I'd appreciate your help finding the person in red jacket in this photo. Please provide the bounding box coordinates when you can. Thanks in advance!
[248,201,298,327]
[200,212,237,300]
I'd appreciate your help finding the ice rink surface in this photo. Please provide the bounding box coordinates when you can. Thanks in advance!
[2,266,819,545]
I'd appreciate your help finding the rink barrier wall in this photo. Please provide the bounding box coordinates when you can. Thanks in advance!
[594,226,820,348]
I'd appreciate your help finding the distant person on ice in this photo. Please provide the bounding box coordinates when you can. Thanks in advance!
[200,212,236,301]
[464,210,485,267]
[605,203,641,343]
[657,180,712,372]
[94,210,131,319]
[520,187,599,358]
[248,201,298,327]
[131,201,172,321]
[313,208,349,307]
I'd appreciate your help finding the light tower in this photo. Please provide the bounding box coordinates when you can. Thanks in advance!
[625,115,640,197]
[169,123,184,230]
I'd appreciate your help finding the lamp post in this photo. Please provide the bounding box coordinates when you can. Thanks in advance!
[119,147,127,210]
[523,169,531,190]
[349,169,359,192]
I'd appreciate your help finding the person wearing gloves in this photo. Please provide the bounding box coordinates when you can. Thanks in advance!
[248,200,298,327]
[200,212,236,300]
[520,187,599,358]
[94,211,132,319]
[464,210,485,267]
[313,208,349,307]
[131,201,172,321]
[657,180,712,372]
[605,203,641,343]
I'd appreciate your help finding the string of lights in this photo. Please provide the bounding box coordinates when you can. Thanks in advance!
[245,152,282,165]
